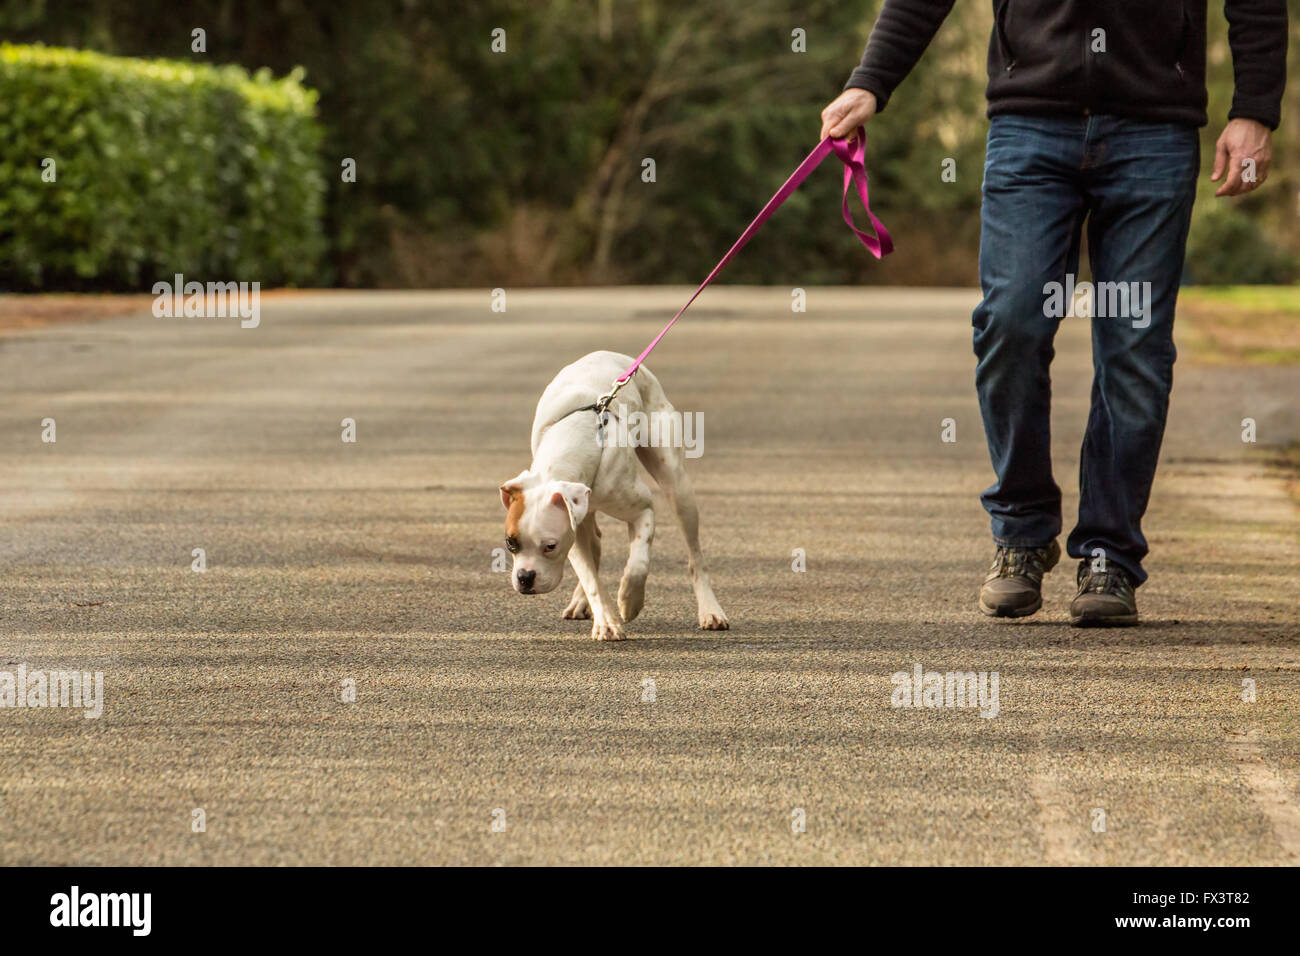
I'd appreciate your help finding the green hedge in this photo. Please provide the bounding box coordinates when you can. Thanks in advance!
[0,44,325,289]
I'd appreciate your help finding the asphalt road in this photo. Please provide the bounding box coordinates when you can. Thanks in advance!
[1,288,1296,865]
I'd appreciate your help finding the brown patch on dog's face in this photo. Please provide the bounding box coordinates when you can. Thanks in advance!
[504,488,525,537]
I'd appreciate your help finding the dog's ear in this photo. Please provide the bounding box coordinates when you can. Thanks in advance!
[549,481,591,531]
[499,471,531,509]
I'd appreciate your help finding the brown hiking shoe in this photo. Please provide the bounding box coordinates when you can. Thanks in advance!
[979,540,1060,618]
[1069,561,1139,627]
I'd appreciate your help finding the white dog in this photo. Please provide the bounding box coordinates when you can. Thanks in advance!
[499,351,729,641]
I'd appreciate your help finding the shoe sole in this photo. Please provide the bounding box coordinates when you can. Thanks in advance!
[980,596,1043,618]
[1069,611,1140,628]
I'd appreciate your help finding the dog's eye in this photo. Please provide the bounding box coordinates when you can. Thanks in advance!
[543,542,557,554]
[505,537,520,554]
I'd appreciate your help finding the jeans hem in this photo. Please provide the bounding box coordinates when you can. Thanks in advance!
[992,533,1058,549]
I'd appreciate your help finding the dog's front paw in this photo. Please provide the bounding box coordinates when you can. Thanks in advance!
[562,592,591,620]
[698,607,729,630]
[591,616,626,642]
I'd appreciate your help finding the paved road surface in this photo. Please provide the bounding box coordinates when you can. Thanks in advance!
[1,288,1296,865]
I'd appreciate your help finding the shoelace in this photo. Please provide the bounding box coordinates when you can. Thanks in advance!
[1080,566,1132,595]
[991,547,1049,579]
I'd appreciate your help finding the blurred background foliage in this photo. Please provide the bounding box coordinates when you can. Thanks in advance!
[2,0,1296,288]
[0,44,324,288]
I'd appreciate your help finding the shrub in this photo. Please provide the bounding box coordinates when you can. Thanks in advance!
[0,43,325,289]
[1184,203,1300,286]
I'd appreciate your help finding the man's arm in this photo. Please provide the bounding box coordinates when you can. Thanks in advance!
[843,0,958,113]
[1224,0,1288,130]
[1213,0,1287,197]
[821,0,957,139]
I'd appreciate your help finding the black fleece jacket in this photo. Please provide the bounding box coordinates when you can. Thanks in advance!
[844,0,1288,129]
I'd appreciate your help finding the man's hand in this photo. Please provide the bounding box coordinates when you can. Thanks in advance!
[1211,119,1272,197]
[820,89,878,140]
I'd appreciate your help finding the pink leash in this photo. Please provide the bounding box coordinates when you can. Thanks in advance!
[596,128,893,412]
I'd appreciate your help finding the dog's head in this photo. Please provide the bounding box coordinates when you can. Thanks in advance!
[498,470,590,594]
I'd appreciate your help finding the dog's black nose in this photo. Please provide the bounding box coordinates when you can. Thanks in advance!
[516,569,536,590]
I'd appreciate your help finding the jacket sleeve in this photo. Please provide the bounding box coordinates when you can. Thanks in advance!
[1224,0,1288,129]
[842,0,958,112]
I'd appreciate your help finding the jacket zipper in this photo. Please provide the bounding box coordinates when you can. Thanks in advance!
[995,0,1016,74]
[1082,16,1091,106]
[1174,3,1190,78]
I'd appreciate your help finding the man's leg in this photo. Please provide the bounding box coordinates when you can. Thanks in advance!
[1069,115,1199,603]
[972,115,1089,616]
[973,115,1088,548]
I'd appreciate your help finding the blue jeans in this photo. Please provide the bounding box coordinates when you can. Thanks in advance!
[972,113,1199,586]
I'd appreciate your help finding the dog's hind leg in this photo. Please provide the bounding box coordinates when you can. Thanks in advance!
[569,515,624,641]
[637,443,728,631]
[562,521,598,620]
[561,583,591,619]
